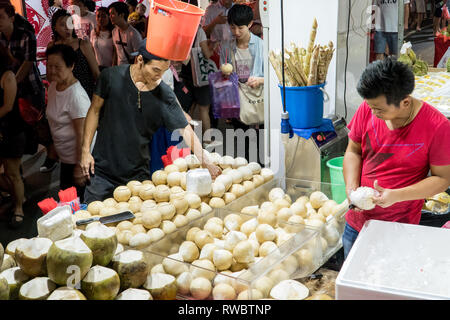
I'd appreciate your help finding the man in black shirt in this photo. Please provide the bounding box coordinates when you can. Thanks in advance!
[80,41,221,203]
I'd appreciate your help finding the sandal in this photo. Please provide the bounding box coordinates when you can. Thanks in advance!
[9,212,24,229]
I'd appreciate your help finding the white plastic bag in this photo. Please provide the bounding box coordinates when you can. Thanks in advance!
[186,168,212,196]
[37,205,74,241]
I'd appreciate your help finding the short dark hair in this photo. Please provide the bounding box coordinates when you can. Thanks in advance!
[126,0,137,8]
[86,0,95,12]
[0,2,15,17]
[51,9,77,41]
[356,57,415,106]
[46,44,77,68]
[109,1,130,21]
[227,4,253,26]
[141,52,168,65]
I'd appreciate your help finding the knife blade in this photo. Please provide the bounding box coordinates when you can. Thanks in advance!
[76,211,135,226]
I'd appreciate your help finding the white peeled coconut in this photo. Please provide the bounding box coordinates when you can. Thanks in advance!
[162,253,188,277]
[116,220,133,232]
[219,155,234,169]
[172,214,189,228]
[0,267,30,299]
[290,201,307,218]
[252,175,265,188]
[213,283,236,300]
[268,188,285,202]
[186,227,201,242]
[112,250,149,290]
[204,221,223,238]
[257,210,277,228]
[185,193,201,209]
[237,166,253,181]
[157,202,177,220]
[87,201,104,216]
[268,269,290,284]
[190,277,212,300]
[241,205,259,216]
[247,162,262,175]
[72,210,92,229]
[164,164,179,174]
[194,230,214,249]
[206,216,224,227]
[116,288,152,300]
[276,232,293,247]
[230,184,246,198]
[223,192,237,204]
[126,180,143,197]
[237,289,263,300]
[240,218,258,236]
[190,259,216,281]
[138,184,156,201]
[273,198,291,212]
[1,254,16,272]
[233,240,254,264]
[210,181,226,198]
[140,200,157,212]
[115,201,130,213]
[185,154,201,169]
[309,191,329,209]
[167,171,182,187]
[116,230,134,246]
[170,195,188,215]
[285,215,305,233]
[46,237,93,286]
[160,220,177,234]
[224,213,244,232]
[282,255,299,275]
[99,207,117,218]
[173,157,188,172]
[142,210,162,229]
[255,224,277,243]
[318,200,338,217]
[180,172,187,190]
[295,248,314,268]
[209,152,222,165]
[213,239,225,249]
[103,198,118,208]
[130,224,146,235]
[147,228,165,243]
[259,241,278,257]
[113,186,131,203]
[209,197,226,209]
[200,202,213,215]
[15,237,53,277]
[143,272,177,300]
[128,196,143,213]
[176,271,193,295]
[260,168,274,182]
[305,218,325,230]
[349,186,378,210]
[179,241,199,263]
[151,170,168,186]
[170,186,184,195]
[129,233,152,249]
[18,277,57,300]
[213,271,234,287]
[242,180,255,194]
[142,180,154,185]
[215,174,233,191]
[150,264,165,274]
[81,265,120,300]
[227,169,243,184]
[224,231,247,251]
[248,239,260,257]
[233,157,248,168]
[270,279,309,300]
[213,249,233,271]
[254,276,274,298]
[230,260,248,273]
[323,224,340,247]
[80,224,118,266]
[153,185,171,203]
[199,243,217,261]
[47,286,87,300]
[277,207,294,223]
[5,238,28,256]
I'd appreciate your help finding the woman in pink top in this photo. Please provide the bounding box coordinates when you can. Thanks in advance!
[90,7,115,70]
[342,57,450,258]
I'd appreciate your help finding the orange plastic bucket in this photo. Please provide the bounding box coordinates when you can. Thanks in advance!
[146,0,205,61]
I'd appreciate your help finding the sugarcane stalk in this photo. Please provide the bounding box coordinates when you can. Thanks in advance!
[304,18,318,78]
[307,46,320,86]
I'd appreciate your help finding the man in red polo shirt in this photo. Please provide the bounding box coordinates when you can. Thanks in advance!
[342,57,450,259]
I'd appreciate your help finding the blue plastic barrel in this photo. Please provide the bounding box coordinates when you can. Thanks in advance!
[278,83,326,129]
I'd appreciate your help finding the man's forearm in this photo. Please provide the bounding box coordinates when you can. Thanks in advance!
[203,20,216,38]
[343,151,362,191]
[181,125,210,166]
[82,106,100,153]
[394,176,450,202]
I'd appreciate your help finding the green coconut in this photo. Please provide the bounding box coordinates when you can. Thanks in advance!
[413,60,428,76]
[80,224,118,266]
[0,267,31,299]
[47,286,87,300]
[0,275,9,300]
[15,237,53,277]
[5,238,28,256]
[0,254,16,272]
[111,250,149,290]
[46,236,93,286]
[0,243,4,267]
[143,273,177,300]
[81,265,120,300]
[398,54,413,67]
[18,277,57,300]
[407,48,417,64]
[115,288,153,300]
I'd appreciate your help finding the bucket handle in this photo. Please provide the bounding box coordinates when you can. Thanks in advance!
[319,87,330,103]
[150,0,191,12]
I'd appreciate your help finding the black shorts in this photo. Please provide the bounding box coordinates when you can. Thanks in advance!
[434,7,443,17]
[174,79,211,113]
[0,131,26,158]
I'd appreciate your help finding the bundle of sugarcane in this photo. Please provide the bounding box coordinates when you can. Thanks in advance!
[269,18,335,87]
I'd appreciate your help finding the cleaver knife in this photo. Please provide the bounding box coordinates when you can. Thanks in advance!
[76,211,135,226]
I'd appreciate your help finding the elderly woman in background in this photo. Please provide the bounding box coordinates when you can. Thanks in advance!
[46,44,91,201]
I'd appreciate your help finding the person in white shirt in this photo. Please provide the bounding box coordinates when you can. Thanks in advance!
[108,1,142,65]
[69,0,96,41]
[374,0,399,60]
[45,44,91,201]
[90,7,115,70]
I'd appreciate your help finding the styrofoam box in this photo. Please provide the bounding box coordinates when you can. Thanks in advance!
[336,220,450,300]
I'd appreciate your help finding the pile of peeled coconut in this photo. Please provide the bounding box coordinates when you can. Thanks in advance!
[73,153,275,249]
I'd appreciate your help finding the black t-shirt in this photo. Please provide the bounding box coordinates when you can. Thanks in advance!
[93,65,188,185]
